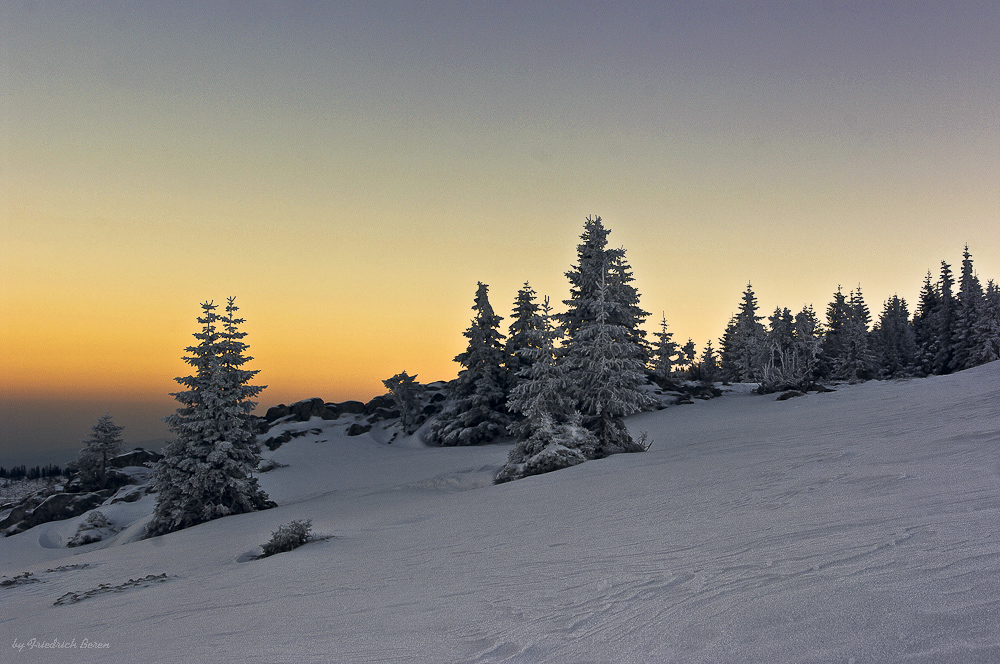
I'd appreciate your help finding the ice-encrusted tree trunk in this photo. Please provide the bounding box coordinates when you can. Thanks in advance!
[496,297,596,482]
[428,282,511,446]
[75,413,124,489]
[146,299,271,538]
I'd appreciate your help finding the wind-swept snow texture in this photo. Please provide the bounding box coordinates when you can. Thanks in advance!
[2,363,999,663]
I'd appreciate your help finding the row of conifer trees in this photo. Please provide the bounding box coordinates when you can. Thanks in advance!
[414,219,998,481]
[708,246,1000,391]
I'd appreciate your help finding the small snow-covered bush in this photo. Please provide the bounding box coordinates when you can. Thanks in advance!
[260,519,312,557]
[67,511,114,547]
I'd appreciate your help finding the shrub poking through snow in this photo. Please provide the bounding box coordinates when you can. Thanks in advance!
[67,511,116,547]
[260,520,312,557]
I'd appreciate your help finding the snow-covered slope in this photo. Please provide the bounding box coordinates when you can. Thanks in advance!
[2,363,998,663]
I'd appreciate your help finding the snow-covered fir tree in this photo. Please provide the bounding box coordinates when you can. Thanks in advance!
[679,338,697,374]
[428,282,511,446]
[818,286,850,379]
[562,274,656,457]
[650,313,680,382]
[605,249,650,362]
[836,287,878,380]
[496,296,597,482]
[873,295,917,378]
[791,305,823,381]
[912,271,940,376]
[146,299,271,538]
[561,216,648,359]
[74,413,124,489]
[382,371,425,434]
[720,283,766,382]
[950,246,984,372]
[970,279,1000,365]
[692,339,719,383]
[504,282,544,391]
[764,307,795,370]
[932,261,956,374]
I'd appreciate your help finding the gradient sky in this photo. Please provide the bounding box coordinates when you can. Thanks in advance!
[2,2,998,464]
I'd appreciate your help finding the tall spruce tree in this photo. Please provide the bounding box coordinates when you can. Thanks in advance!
[950,246,984,372]
[497,296,596,482]
[561,215,647,357]
[932,261,956,374]
[146,299,271,538]
[912,271,940,375]
[970,280,1000,365]
[792,305,822,382]
[428,282,511,446]
[818,286,850,379]
[873,295,917,377]
[504,282,544,391]
[562,274,655,457]
[720,283,766,382]
[650,313,680,382]
[837,287,878,380]
[75,413,125,489]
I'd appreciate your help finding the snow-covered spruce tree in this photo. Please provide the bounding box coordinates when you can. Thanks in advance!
[719,283,767,382]
[428,282,511,446]
[950,246,984,372]
[835,287,878,381]
[717,316,738,383]
[605,249,650,362]
[496,296,597,483]
[74,413,125,489]
[145,299,271,539]
[504,282,544,392]
[650,313,680,383]
[561,215,648,359]
[932,261,956,374]
[873,295,917,378]
[792,305,823,382]
[562,274,656,458]
[818,286,850,379]
[679,338,697,374]
[690,339,719,382]
[912,271,941,376]
[970,279,1000,365]
[382,371,425,434]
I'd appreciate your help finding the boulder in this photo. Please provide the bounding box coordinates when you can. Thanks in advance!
[1,492,106,537]
[346,423,372,437]
[264,404,291,423]
[336,400,366,415]
[110,448,163,468]
[365,395,395,415]
[263,431,292,451]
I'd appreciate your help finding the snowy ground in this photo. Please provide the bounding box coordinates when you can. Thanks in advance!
[2,363,998,663]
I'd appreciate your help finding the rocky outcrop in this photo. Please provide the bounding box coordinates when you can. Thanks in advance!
[109,448,163,468]
[259,381,453,449]
[1,491,107,537]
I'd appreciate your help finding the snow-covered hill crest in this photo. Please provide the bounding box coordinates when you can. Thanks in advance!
[1,362,998,663]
